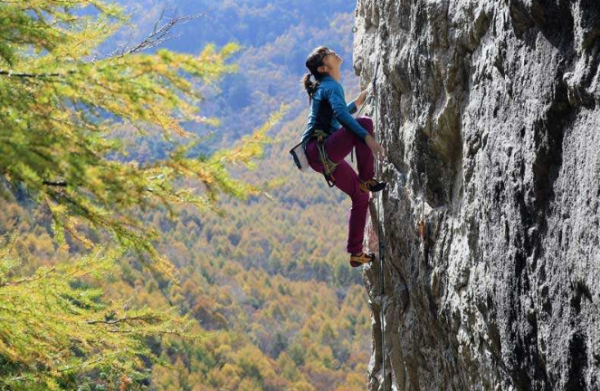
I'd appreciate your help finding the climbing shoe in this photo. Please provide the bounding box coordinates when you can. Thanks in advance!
[359,178,387,193]
[349,251,375,268]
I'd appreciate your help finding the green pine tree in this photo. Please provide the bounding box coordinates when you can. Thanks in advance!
[0,0,288,277]
[0,1,287,389]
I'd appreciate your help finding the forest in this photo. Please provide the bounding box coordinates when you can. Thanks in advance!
[0,1,372,390]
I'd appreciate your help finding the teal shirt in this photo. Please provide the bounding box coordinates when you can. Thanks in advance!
[300,74,368,152]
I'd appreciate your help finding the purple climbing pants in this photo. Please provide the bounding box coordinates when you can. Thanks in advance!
[305,116,375,254]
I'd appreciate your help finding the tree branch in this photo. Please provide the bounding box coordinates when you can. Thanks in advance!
[101,8,210,59]
[1,8,211,77]
[0,70,64,78]
[86,314,161,325]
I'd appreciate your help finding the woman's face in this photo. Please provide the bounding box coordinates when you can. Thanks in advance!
[318,49,342,76]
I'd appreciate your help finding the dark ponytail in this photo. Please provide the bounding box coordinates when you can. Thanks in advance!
[301,46,331,103]
[302,72,319,102]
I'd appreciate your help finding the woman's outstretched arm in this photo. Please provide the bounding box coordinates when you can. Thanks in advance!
[327,83,369,140]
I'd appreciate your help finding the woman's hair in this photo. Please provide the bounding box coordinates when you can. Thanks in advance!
[301,46,331,103]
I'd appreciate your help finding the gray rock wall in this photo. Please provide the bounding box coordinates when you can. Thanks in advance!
[352,0,600,390]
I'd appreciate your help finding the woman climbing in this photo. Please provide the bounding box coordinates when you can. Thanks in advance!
[300,46,387,268]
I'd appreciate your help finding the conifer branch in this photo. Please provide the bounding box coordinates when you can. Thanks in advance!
[0,70,66,78]
[86,314,160,325]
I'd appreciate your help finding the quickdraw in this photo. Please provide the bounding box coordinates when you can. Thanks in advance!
[313,128,339,187]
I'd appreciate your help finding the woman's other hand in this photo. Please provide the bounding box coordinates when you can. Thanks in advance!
[365,134,386,161]
[356,89,369,107]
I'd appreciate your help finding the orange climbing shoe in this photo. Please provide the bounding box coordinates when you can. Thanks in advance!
[359,178,387,193]
[349,251,375,268]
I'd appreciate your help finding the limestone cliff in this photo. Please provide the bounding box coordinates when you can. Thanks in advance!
[352,0,600,389]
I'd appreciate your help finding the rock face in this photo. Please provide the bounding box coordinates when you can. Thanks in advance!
[352,0,600,389]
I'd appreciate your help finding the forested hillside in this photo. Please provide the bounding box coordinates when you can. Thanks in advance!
[2,111,372,390]
[1,0,373,390]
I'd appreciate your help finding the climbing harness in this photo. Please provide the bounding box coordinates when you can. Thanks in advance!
[313,128,339,187]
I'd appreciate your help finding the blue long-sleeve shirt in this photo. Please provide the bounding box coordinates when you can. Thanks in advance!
[300,74,368,152]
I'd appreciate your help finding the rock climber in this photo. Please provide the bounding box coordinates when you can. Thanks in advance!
[300,45,387,268]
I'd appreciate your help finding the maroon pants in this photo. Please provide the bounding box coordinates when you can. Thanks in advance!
[305,116,375,254]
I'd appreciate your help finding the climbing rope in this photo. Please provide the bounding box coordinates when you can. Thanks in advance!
[371,58,388,391]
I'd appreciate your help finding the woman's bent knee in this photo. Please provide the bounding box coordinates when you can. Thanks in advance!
[356,116,374,134]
